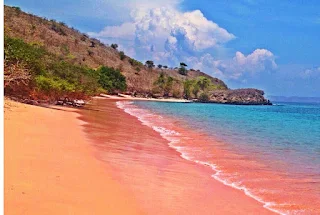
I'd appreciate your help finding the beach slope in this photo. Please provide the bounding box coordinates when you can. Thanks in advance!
[4,99,142,215]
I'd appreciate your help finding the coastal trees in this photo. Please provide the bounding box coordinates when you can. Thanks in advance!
[198,92,209,102]
[97,66,127,94]
[192,83,200,98]
[154,73,175,97]
[179,62,188,75]
[164,76,174,96]
[197,76,211,91]
[182,76,214,99]
[4,36,121,98]
[183,80,193,99]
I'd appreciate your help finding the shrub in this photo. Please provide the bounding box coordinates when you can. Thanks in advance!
[197,76,211,91]
[35,75,76,94]
[199,93,209,102]
[183,80,193,99]
[80,34,87,41]
[87,50,94,56]
[164,76,174,96]
[192,83,200,98]
[4,36,102,97]
[89,41,95,48]
[4,36,46,75]
[129,58,143,67]
[179,67,188,75]
[97,66,127,93]
[12,6,21,15]
[119,51,125,60]
[111,43,118,50]
[173,89,181,98]
[60,44,69,55]
[179,62,188,75]
[51,22,67,36]
[145,60,155,69]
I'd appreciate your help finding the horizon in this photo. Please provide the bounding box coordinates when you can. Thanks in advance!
[4,0,320,97]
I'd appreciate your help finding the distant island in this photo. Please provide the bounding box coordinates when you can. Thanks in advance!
[4,5,271,105]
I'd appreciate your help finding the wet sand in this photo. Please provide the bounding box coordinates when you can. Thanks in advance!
[4,99,142,214]
[80,98,275,214]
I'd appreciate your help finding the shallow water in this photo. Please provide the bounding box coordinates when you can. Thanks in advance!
[80,99,274,215]
[118,101,320,215]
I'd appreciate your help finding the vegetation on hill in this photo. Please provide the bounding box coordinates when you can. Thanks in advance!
[4,5,230,102]
[4,36,126,100]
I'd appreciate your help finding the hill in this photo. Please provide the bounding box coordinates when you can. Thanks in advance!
[4,5,271,105]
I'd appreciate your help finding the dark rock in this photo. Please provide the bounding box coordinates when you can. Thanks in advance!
[56,100,64,105]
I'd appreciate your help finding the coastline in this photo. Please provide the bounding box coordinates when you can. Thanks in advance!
[5,97,275,214]
[80,98,275,214]
[99,93,192,103]
[4,99,142,214]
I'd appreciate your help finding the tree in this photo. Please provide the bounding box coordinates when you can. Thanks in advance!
[180,62,188,67]
[97,66,127,94]
[199,92,209,102]
[145,60,155,69]
[163,65,168,69]
[183,80,193,99]
[179,62,188,75]
[164,76,174,96]
[111,43,118,50]
[119,51,125,60]
[192,83,200,98]
[154,72,166,91]
[157,64,162,69]
[197,76,211,91]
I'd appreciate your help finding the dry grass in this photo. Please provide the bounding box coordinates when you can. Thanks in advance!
[4,6,227,98]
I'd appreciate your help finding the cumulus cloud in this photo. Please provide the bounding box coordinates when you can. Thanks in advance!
[88,1,277,82]
[89,6,235,62]
[188,49,277,80]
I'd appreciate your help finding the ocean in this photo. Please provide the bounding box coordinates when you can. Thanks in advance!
[117,101,320,215]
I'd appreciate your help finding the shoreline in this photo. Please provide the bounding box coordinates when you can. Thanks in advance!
[98,93,192,103]
[5,97,275,214]
[80,98,275,214]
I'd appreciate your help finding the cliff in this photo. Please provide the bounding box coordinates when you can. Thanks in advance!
[206,89,272,105]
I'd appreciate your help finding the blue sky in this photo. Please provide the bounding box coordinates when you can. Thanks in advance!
[5,0,320,97]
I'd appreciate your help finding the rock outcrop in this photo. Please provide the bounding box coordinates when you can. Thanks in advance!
[206,89,272,105]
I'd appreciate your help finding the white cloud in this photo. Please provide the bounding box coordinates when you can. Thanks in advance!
[89,23,135,40]
[188,49,277,80]
[88,1,277,82]
[89,6,235,62]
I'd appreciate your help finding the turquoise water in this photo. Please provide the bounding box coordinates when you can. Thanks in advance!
[134,102,320,174]
[128,101,320,214]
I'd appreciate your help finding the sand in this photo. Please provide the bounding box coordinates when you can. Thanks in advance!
[99,93,192,103]
[4,98,275,214]
[4,99,142,215]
